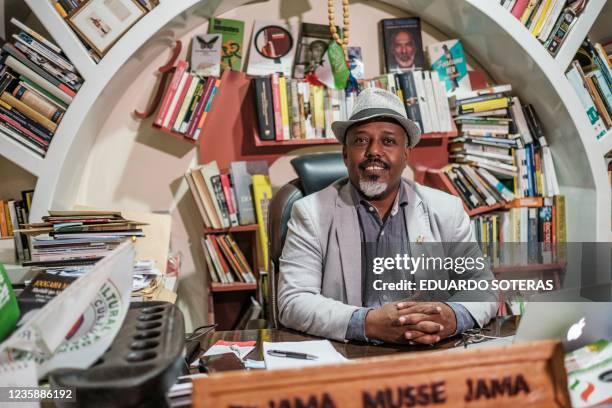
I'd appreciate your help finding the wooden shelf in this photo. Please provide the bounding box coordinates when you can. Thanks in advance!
[254,137,339,147]
[211,282,257,292]
[492,262,566,274]
[467,203,504,216]
[203,224,259,234]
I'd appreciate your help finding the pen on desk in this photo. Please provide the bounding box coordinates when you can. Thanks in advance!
[267,350,318,360]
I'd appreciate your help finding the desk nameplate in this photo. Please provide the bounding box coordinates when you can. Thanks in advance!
[192,340,570,408]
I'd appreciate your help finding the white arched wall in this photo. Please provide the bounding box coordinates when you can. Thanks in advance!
[7,0,608,328]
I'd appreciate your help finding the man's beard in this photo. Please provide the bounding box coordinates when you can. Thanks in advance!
[359,179,388,198]
[397,53,414,67]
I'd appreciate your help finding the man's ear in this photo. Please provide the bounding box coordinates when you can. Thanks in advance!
[342,144,348,162]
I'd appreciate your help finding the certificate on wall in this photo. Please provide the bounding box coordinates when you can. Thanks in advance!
[68,0,147,56]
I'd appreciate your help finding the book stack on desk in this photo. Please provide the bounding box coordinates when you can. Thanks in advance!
[18,210,145,267]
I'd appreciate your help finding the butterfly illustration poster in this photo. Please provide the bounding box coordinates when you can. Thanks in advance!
[208,18,245,71]
[191,34,222,77]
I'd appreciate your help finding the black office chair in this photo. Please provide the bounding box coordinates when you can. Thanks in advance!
[267,152,348,328]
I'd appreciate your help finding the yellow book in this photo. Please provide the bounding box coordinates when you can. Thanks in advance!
[531,0,553,36]
[312,85,325,139]
[53,2,68,18]
[520,0,540,25]
[0,92,57,132]
[278,76,290,140]
[252,174,272,269]
[459,97,509,114]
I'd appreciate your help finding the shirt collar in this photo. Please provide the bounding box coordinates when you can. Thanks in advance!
[349,180,409,216]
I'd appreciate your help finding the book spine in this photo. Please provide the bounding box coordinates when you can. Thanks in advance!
[14,32,74,72]
[511,0,530,18]
[0,201,7,237]
[5,56,72,104]
[278,75,290,139]
[527,207,539,263]
[172,75,199,132]
[163,72,191,130]
[210,175,231,228]
[205,236,231,283]
[253,77,276,141]
[187,76,214,138]
[459,97,510,114]
[413,71,432,133]
[312,85,325,138]
[226,234,255,283]
[396,72,423,132]
[1,92,57,132]
[252,174,272,268]
[2,43,64,90]
[0,101,53,140]
[230,164,256,225]
[215,235,244,282]
[270,73,284,140]
[220,174,239,226]
[185,171,211,228]
[290,79,301,139]
[200,237,220,282]
[545,10,576,56]
[445,167,477,208]
[10,18,63,54]
[179,79,204,134]
[0,110,51,146]
[155,60,187,127]
[193,77,221,141]
[12,85,63,123]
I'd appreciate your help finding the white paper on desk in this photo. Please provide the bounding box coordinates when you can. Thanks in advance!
[203,345,255,360]
[263,340,348,370]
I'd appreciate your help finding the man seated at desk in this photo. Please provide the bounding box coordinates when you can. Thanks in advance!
[278,88,497,345]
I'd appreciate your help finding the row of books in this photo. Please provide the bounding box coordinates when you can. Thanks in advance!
[184,160,269,230]
[253,75,349,141]
[252,68,455,142]
[361,70,455,134]
[0,191,32,262]
[0,19,81,157]
[154,60,221,141]
[472,195,566,265]
[500,0,588,56]
[201,234,256,284]
[447,84,560,210]
[566,38,612,139]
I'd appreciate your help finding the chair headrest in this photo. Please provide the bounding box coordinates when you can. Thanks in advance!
[290,153,348,195]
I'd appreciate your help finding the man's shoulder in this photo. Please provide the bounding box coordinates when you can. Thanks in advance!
[293,177,348,211]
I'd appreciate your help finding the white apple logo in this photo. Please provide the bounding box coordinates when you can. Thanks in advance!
[567,317,586,341]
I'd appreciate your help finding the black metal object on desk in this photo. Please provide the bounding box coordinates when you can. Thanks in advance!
[49,301,185,408]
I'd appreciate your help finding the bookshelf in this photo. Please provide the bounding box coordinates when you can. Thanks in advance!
[0,0,610,330]
[204,225,261,330]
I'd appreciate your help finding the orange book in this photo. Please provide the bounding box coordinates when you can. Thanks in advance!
[207,235,234,283]
[225,234,255,283]
[215,235,245,283]
[0,200,7,237]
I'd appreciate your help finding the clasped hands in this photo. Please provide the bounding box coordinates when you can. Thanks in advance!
[364,301,457,345]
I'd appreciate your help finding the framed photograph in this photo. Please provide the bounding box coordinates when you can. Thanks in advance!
[381,17,424,73]
[67,0,147,56]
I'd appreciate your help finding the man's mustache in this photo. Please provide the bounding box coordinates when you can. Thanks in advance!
[359,159,389,170]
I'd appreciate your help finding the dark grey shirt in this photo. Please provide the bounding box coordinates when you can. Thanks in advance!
[344,182,475,342]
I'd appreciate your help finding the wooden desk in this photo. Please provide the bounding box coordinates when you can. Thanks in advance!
[197,316,518,371]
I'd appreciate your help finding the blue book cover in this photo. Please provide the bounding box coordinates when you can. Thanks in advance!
[426,39,471,95]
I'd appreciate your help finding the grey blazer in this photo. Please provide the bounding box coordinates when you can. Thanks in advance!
[277,177,498,341]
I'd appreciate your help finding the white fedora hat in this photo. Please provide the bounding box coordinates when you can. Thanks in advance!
[331,87,421,147]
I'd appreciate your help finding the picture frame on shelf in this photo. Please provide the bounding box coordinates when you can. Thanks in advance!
[67,0,147,56]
